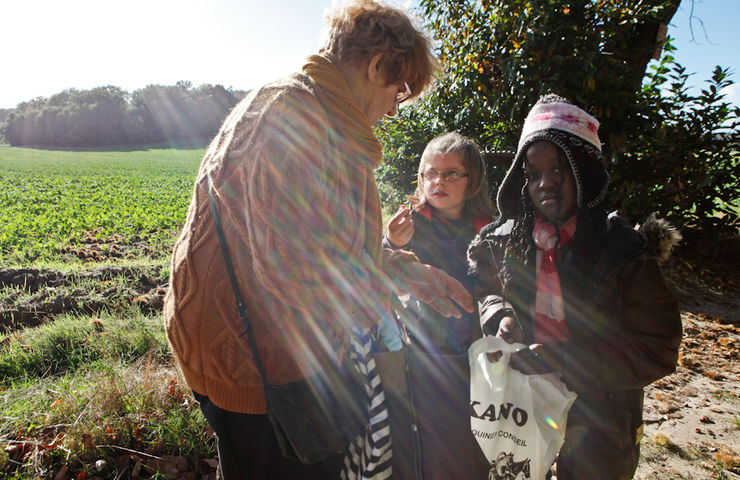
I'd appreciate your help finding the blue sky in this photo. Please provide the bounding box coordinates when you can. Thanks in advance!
[1,0,737,110]
[668,0,739,106]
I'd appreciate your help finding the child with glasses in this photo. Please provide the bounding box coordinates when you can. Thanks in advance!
[382,132,495,353]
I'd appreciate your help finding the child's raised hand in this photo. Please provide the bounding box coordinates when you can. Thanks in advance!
[386,205,414,247]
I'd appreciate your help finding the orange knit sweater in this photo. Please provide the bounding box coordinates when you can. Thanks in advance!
[164,55,399,413]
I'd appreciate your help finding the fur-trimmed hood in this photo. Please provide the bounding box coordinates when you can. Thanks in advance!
[635,213,682,264]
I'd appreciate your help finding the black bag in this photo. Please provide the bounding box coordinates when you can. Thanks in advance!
[209,188,366,464]
[265,360,366,464]
[374,317,489,479]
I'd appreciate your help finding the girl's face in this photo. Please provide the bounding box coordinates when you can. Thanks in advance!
[524,140,577,222]
[421,151,470,220]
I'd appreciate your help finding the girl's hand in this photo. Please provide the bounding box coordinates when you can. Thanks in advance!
[487,316,524,362]
[386,205,414,247]
[496,316,524,344]
[509,344,561,375]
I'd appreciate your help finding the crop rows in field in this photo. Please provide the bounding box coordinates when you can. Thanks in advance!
[0,145,203,265]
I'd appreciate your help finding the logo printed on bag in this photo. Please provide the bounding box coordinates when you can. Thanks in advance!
[471,429,528,447]
[488,452,531,480]
[470,337,576,479]
[470,401,529,426]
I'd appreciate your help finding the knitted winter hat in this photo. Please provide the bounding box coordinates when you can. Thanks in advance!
[497,94,610,219]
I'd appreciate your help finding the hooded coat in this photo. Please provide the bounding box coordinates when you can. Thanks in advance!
[467,213,683,479]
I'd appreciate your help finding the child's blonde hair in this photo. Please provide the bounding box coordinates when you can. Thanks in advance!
[409,132,494,219]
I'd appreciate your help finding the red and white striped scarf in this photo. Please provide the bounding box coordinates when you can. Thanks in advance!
[532,212,577,344]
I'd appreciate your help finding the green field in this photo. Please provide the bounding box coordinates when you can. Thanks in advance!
[0,145,216,478]
[0,145,204,266]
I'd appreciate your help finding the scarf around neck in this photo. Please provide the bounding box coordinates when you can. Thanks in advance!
[532,212,577,344]
[301,54,384,266]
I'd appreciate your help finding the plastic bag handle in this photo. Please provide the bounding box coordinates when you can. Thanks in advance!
[469,336,526,368]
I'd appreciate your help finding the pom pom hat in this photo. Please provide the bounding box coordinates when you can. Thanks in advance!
[497,94,610,219]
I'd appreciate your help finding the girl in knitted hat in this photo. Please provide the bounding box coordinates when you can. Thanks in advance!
[467,94,682,479]
[382,132,495,354]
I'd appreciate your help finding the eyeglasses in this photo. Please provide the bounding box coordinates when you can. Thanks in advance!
[396,82,412,104]
[421,170,470,183]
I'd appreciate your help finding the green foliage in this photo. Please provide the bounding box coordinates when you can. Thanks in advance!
[417,0,680,155]
[614,51,740,234]
[379,0,738,238]
[0,146,202,265]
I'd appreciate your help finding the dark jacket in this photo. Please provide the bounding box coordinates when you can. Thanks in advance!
[467,213,683,479]
[384,205,490,354]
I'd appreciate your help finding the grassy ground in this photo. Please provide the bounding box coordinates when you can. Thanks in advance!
[0,313,216,479]
[0,145,216,479]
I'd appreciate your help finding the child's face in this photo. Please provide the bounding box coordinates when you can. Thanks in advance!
[421,151,470,220]
[524,140,577,222]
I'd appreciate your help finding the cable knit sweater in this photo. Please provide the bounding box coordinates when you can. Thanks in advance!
[164,55,406,414]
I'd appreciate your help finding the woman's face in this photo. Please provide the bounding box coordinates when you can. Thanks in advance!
[524,140,577,222]
[364,81,407,125]
[422,151,470,220]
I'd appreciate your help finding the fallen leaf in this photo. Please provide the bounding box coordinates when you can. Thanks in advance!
[131,458,142,478]
[53,465,68,480]
[114,455,129,477]
[702,370,726,381]
[81,433,95,451]
[716,445,740,468]
[653,433,672,446]
[203,457,219,469]
[94,459,107,472]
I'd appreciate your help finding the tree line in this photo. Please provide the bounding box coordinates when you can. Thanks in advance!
[0,82,247,147]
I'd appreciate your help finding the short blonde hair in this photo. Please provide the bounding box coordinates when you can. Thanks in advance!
[409,132,495,219]
[321,0,438,97]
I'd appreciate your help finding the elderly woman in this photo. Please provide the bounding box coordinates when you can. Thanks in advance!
[164,1,472,479]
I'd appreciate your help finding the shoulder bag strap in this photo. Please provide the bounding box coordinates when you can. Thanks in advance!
[484,241,526,336]
[207,181,271,393]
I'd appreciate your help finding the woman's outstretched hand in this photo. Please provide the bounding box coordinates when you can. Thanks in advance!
[396,262,474,318]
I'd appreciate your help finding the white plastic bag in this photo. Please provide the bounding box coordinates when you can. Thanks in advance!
[469,336,577,479]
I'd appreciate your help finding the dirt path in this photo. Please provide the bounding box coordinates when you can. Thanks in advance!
[0,266,167,331]
[635,258,740,479]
